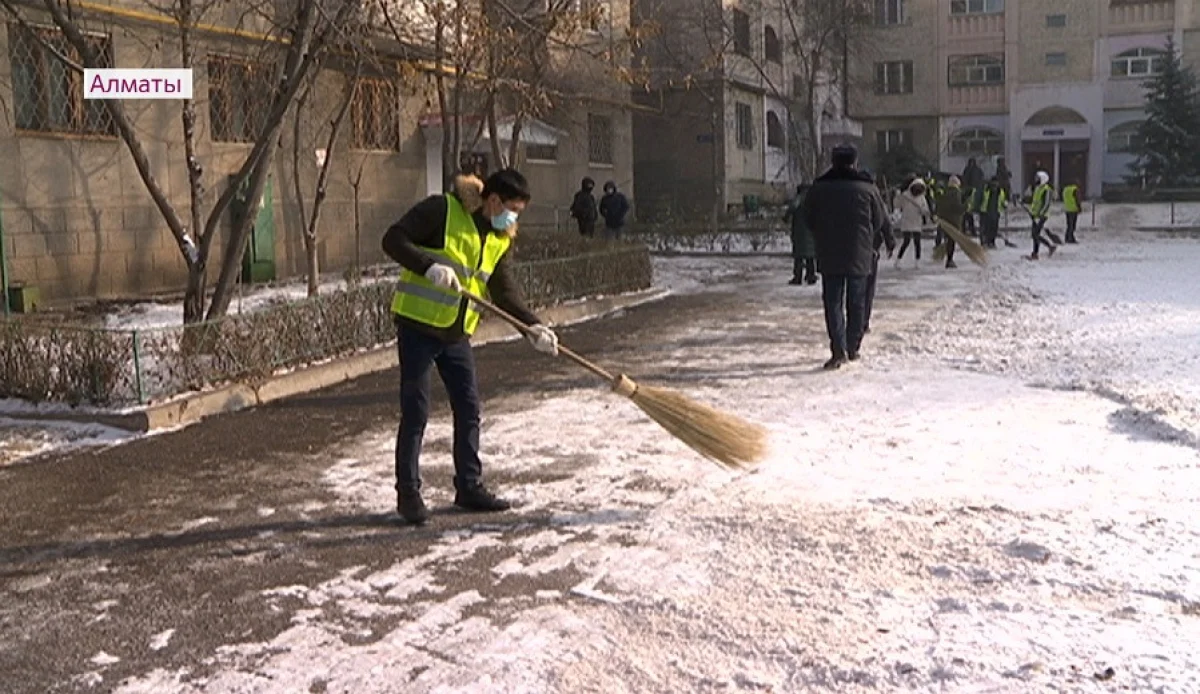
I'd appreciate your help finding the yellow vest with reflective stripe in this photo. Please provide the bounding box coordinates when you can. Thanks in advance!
[1063,185,1080,213]
[390,193,512,335]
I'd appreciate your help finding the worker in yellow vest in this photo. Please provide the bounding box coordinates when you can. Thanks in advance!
[1028,171,1058,260]
[1062,180,1082,244]
[381,169,560,525]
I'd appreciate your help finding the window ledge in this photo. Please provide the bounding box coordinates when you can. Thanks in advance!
[14,129,119,142]
[588,162,616,169]
[527,158,558,165]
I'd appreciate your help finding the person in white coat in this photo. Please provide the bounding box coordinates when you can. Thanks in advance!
[893,179,931,269]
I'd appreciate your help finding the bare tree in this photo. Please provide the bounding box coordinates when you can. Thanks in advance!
[0,0,362,322]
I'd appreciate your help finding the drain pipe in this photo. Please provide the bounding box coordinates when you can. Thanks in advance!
[0,191,9,317]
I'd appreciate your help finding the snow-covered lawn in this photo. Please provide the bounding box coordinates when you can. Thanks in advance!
[112,229,1200,692]
[0,417,133,467]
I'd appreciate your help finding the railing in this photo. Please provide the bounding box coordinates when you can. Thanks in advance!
[0,243,652,407]
[947,84,1006,111]
[947,12,1005,38]
[1109,1,1175,29]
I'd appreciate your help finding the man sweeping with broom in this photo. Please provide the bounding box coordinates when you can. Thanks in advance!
[382,169,561,525]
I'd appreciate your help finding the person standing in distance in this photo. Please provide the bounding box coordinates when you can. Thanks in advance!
[382,170,561,525]
[803,145,890,370]
[1062,179,1082,244]
[570,177,598,237]
[1028,171,1058,260]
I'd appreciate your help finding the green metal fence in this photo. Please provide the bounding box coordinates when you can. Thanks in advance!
[0,243,652,407]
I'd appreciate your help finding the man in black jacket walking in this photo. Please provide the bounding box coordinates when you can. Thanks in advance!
[803,145,891,370]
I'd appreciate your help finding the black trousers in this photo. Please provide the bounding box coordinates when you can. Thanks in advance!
[821,274,869,357]
[1031,218,1057,256]
[897,232,921,260]
[962,213,977,237]
[1066,212,1079,241]
[577,219,595,237]
[981,214,1000,247]
[935,228,957,264]
[792,256,817,282]
[395,323,484,494]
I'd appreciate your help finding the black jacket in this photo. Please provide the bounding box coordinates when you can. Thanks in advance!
[570,190,598,222]
[599,192,630,228]
[381,193,541,343]
[803,167,890,277]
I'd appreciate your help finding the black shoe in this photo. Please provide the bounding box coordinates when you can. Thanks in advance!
[397,492,429,525]
[847,351,860,361]
[823,355,848,370]
[454,484,512,513]
[789,278,803,285]
[1066,237,1078,244]
[945,260,957,269]
[805,276,818,285]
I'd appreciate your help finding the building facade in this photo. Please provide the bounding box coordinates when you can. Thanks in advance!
[0,0,633,304]
[631,0,861,223]
[852,0,1200,196]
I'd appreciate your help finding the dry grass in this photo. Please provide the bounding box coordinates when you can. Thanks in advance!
[933,218,989,266]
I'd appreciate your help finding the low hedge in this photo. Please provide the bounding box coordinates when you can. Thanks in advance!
[0,240,652,407]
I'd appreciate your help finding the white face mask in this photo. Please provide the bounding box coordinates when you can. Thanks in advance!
[491,209,519,230]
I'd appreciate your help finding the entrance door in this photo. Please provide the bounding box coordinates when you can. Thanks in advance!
[1059,140,1088,193]
[1022,142,1054,197]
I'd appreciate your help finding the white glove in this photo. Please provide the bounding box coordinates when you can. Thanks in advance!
[526,324,559,356]
[424,263,462,292]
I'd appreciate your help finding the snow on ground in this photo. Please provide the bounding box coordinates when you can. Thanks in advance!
[114,225,1200,692]
[100,269,393,331]
[0,417,133,467]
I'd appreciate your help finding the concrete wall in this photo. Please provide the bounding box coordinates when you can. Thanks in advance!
[0,15,426,303]
[631,88,721,223]
[1016,0,1100,84]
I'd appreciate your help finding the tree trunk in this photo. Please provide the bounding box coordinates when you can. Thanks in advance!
[178,0,209,323]
[506,112,526,170]
[304,237,319,296]
[486,95,504,170]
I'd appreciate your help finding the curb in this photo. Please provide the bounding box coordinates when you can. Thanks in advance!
[6,288,669,434]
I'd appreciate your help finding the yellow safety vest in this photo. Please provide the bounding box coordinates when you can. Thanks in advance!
[1063,185,1080,213]
[1031,183,1052,218]
[390,193,511,335]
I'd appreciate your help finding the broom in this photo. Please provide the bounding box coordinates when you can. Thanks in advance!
[931,216,988,267]
[459,289,768,471]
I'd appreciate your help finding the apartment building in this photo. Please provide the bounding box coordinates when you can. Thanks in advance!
[852,0,1200,196]
[631,0,861,222]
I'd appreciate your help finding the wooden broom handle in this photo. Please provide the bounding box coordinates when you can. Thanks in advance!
[460,289,618,384]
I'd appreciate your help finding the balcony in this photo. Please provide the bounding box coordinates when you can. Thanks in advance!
[946,84,1006,113]
[947,12,1005,38]
[1109,1,1175,33]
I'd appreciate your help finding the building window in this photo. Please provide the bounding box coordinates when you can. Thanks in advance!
[732,9,751,56]
[876,128,912,154]
[208,56,271,143]
[1107,121,1144,153]
[766,111,785,148]
[950,0,1003,15]
[875,61,914,94]
[1112,47,1167,78]
[1045,52,1067,67]
[1046,14,1066,27]
[876,0,904,25]
[735,102,754,149]
[948,127,1003,156]
[578,0,603,32]
[8,24,116,137]
[350,77,399,151]
[764,26,782,64]
[587,113,613,164]
[948,55,1004,86]
[526,143,558,162]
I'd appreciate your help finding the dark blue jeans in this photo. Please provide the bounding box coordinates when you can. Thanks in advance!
[395,324,483,494]
[821,274,869,357]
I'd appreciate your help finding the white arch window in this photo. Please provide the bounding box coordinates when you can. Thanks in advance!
[1111,47,1167,78]
[948,55,1004,86]
[1107,120,1145,153]
[766,111,785,149]
[948,127,1004,156]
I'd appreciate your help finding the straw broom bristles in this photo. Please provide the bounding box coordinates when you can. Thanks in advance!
[612,375,768,470]
[932,217,988,266]
[459,289,770,472]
